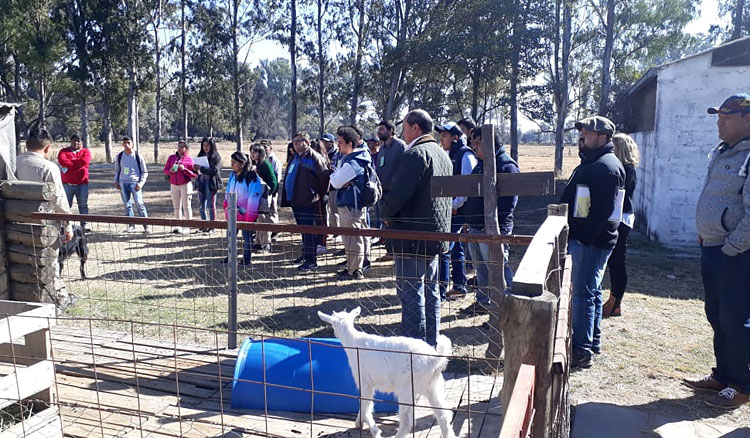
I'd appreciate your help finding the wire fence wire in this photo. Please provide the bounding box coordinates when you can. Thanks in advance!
[3,214,531,437]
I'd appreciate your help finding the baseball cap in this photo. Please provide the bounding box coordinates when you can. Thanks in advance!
[435,122,463,137]
[321,133,335,142]
[574,116,616,136]
[707,93,750,115]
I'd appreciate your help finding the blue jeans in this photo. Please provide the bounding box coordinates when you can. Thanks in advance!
[569,239,612,359]
[394,254,440,347]
[197,180,217,221]
[292,206,317,264]
[701,245,750,394]
[466,227,514,305]
[120,183,148,218]
[64,184,89,226]
[242,230,253,263]
[439,220,467,294]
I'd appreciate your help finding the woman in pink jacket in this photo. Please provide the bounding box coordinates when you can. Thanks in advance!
[163,140,197,233]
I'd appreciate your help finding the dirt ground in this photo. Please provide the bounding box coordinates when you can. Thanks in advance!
[53,140,749,434]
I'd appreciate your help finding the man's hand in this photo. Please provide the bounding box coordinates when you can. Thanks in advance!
[193,164,201,172]
[178,164,185,171]
[135,184,141,191]
[115,182,120,189]
[64,230,72,243]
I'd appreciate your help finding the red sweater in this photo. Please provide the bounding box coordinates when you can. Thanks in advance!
[57,147,92,185]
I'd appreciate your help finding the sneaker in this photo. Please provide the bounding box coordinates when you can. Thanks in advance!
[362,259,371,271]
[351,269,364,280]
[293,256,305,264]
[173,228,180,234]
[459,302,489,315]
[124,226,136,233]
[446,288,467,300]
[704,387,750,409]
[337,268,351,278]
[682,374,725,393]
[316,245,328,254]
[144,225,152,234]
[261,244,271,252]
[571,351,593,369]
[337,260,347,266]
[83,226,93,234]
[467,276,477,287]
[298,261,318,272]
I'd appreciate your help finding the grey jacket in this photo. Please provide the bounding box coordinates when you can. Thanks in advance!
[696,137,750,255]
[375,137,406,193]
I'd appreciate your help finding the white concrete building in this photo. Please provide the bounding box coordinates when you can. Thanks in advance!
[0,103,19,179]
[626,37,750,246]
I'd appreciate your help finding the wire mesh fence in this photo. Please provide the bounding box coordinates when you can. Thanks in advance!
[2,213,537,437]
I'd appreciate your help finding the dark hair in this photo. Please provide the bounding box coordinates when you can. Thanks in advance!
[250,143,267,163]
[457,117,477,131]
[70,134,81,141]
[287,141,296,163]
[122,135,131,142]
[197,137,217,157]
[349,124,363,139]
[292,132,310,142]
[336,126,358,147]
[27,128,53,151]
[230,151,255,184]
[404,109,433,135]
[471,126,503,152]
[310,139,323,154]
[378,120,395,133]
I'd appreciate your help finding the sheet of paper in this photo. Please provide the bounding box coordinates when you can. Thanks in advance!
[573,184,625,222]
[193,156,210,168]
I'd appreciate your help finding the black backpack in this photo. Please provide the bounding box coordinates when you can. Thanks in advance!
[357,161,382,208]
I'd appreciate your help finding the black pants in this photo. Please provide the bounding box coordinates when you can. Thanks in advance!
[606,223,631,305]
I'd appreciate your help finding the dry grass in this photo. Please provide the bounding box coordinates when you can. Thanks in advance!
[51,141,749,433]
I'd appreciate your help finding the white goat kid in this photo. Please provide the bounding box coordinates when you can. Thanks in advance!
[318,307,456,438]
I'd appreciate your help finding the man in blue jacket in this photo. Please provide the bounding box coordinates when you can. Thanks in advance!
[560,116,624,369]
[380,109,452,347]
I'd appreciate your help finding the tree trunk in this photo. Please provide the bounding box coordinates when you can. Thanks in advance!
[127,72,139,151]
[154,17,162,162]
[80,79,89,148]
[317,0,325,137]
[732,0,745,40]
[14,55,25,154]
[103,100,113,163]
[232,0,242,152]
[290,0,298,136]
[180,0,188,140]
[38,77,46,129]
[349,0,365,125]
[598,0,615,115]
[509,61,519,161]
[554,0,571,178]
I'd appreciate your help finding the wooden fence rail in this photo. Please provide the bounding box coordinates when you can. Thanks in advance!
[499,364,536,438]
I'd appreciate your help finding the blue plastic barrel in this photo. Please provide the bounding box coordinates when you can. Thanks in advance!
[231,337,398,413]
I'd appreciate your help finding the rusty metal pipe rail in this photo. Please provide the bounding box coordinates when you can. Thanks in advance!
[31,213,533,245]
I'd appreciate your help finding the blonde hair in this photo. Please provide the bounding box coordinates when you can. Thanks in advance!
[612,133,640,167]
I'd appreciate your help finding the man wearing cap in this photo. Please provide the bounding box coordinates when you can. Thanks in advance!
[436,121,478,300]
[683,94,750,408]
[560,115,624,369]
[58,134,92,232]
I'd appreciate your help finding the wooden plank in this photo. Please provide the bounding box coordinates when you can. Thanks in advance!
[3,199,57,224]
[5,223,60,247]
[10,281,56,304]
[553,256,572,374]
[0,406,61,438]
[9,263,56,284]
[499,364,535,438]
[0,180,57,201]
[512,215,568,297]
[431,171,555,198]
[0,301,55,344]
[0,360,54,410]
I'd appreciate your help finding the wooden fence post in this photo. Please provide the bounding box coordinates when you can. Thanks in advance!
[482,124,506,369]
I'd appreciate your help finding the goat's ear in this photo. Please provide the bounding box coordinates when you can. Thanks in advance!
[351,306,361,318]
[318,311,334,324]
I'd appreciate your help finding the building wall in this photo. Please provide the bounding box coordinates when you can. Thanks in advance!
[0,107,16,180]
[633,52,750,246]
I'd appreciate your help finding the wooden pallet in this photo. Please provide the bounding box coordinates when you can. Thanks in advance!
[50,325,504,437]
